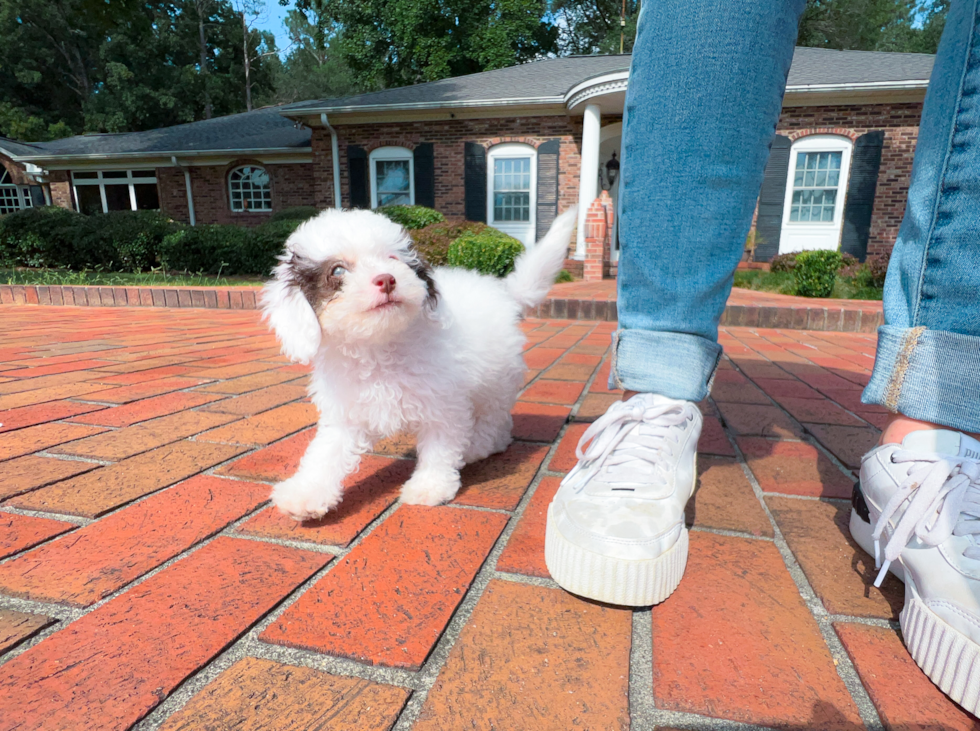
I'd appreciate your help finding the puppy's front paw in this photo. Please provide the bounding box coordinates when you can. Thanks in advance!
[271,476,342,521]
[400,469,461,506]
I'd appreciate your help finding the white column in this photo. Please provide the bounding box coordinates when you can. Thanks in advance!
[576,103,601,258]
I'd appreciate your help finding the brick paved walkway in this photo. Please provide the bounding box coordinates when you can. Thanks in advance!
[0,306,975,730]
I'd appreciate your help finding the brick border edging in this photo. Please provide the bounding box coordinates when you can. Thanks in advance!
[531,298,883,333]
[0,284,259,310]
[0,284,883,332]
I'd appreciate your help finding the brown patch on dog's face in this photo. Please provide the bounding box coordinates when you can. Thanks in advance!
[408,250,439,310]
[285,254,347,312]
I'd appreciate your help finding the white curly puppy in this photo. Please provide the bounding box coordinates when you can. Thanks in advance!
[260,206,577,520]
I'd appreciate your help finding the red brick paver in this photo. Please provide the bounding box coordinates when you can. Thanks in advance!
[0,305,970,731]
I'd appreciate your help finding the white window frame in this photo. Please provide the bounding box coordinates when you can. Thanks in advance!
[71,169,159,213]
[369,146,414,209]
[486,143,537,247]
[228,165,273,213]
[779,135,853,254]
[0,169,32,215]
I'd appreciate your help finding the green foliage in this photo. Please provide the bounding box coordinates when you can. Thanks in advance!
[378,205,445,230]
[732,269,798,295]
[268,206,319,223]
[160,218,300,276]
[1,268,263,287]
[797,0,948,54]
[555,269,574,284]
[0,0,279,138]
[305,0,558,90]
[411,219,488,267]
[0,207,179,272]
[447,227,524,277]
[552,1,640,55]
[769,253,798,272]
[794,250,843,298]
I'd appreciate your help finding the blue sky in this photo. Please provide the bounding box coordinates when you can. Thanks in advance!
[252,0,294,55]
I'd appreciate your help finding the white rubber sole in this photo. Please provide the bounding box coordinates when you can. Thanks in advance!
[848,507,905,582]
[902,582,980,716]
[544,505,688,606]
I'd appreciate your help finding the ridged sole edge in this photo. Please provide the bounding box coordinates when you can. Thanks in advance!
[902,587,980,716]
[544,506,688,606]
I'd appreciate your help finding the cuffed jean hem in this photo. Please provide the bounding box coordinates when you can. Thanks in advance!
[862,325,980,433]
[610,329,723,402]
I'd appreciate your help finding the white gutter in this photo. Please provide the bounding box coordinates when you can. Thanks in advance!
[320,113,342,209]
[785,79,929,93]
[171,155,196,226]
[288,96,565,116]
[17,146,311,164]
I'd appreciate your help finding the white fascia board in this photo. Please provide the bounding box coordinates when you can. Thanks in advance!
[785,79,929,93]
[283,96,565,118]
[18,147,313,167]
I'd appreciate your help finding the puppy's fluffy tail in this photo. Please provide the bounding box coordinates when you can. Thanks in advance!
[505,207,577,310]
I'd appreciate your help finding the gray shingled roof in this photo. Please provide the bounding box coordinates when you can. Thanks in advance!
[10,47,933,161]
[0,137,45,158]
[291,47,934,113]
[786,46,934,85]
[19,105,311,159]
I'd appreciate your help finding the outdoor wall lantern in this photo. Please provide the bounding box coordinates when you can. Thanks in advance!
[603,152,620,190]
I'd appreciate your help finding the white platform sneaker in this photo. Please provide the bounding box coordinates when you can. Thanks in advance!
[850,429,980,715]
[545,393,702,606]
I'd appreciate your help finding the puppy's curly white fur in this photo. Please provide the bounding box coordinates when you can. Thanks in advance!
[260,206,577,520]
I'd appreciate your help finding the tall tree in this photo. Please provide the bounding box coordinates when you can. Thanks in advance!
[270,2,358,103]
[298,0,558,90]
[552,0,640,56]
[797,0,948,53]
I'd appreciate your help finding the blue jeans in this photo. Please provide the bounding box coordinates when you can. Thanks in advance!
[615,0,980,434]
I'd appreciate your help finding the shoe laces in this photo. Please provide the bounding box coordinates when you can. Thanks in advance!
[872,450,980,587]
[571,398,693,492]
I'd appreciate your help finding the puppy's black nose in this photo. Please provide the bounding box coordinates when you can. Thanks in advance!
[373,274,396,294]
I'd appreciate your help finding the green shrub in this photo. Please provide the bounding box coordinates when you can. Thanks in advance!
[0,207,90,268]
[447,227,524,277]
[268,206,318,224]
[864,253,890,288]
[794,250,842,298]
[769,253,797,272]
[555,269,574,284]
[411,219,486,266]
[160,218,299,276]
[86,210,179,272]
[378,205,445,230]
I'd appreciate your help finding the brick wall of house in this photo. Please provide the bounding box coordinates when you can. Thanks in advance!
[313,115,586,218]
[157,161,315,226]
[47,171,73,210]
[0,154,28,185]
[776,102,922,257]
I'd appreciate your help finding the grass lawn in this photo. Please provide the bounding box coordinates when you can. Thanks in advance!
[1,269,265,287]
[733,270,883,300]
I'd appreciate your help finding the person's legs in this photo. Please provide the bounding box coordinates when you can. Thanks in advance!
[612,0,806,401]
[851,0,980,714]
[545,0,806,607]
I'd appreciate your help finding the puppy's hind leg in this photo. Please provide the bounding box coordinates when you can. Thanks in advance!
[271,424,367,521]
[401,418,471,506]
[463,406,513,464]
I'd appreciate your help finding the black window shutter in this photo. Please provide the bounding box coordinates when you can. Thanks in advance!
[536,139,560,241]
[413,143,435,208]
[347,145,369,209]
[754,134,792,262]
[464,142,487,222]
[841,131,885,261]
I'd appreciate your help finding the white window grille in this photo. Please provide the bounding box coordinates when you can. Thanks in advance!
[369,147,414,208]
[228,166,272,212]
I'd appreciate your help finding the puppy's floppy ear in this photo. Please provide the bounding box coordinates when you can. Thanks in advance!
[260,255,322,364]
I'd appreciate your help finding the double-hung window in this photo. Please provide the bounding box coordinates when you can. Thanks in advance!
[369,147,414,208]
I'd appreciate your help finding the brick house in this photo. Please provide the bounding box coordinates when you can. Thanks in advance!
[2,47,933,275]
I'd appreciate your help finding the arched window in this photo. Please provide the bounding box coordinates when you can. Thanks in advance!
[229,165,272,212]
[369,147,414,208]
[0,168,38,215]
[487,143,537,247]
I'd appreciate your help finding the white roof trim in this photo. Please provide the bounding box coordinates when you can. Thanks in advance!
[564,71,630,110]
[17,146,312,163]
[284,96,565,116]
[785,79,929,93]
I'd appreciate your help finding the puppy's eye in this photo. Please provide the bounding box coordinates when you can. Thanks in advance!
[330,265,346,278]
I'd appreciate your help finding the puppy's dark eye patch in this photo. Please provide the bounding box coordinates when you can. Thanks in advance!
[286,254,348,311]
